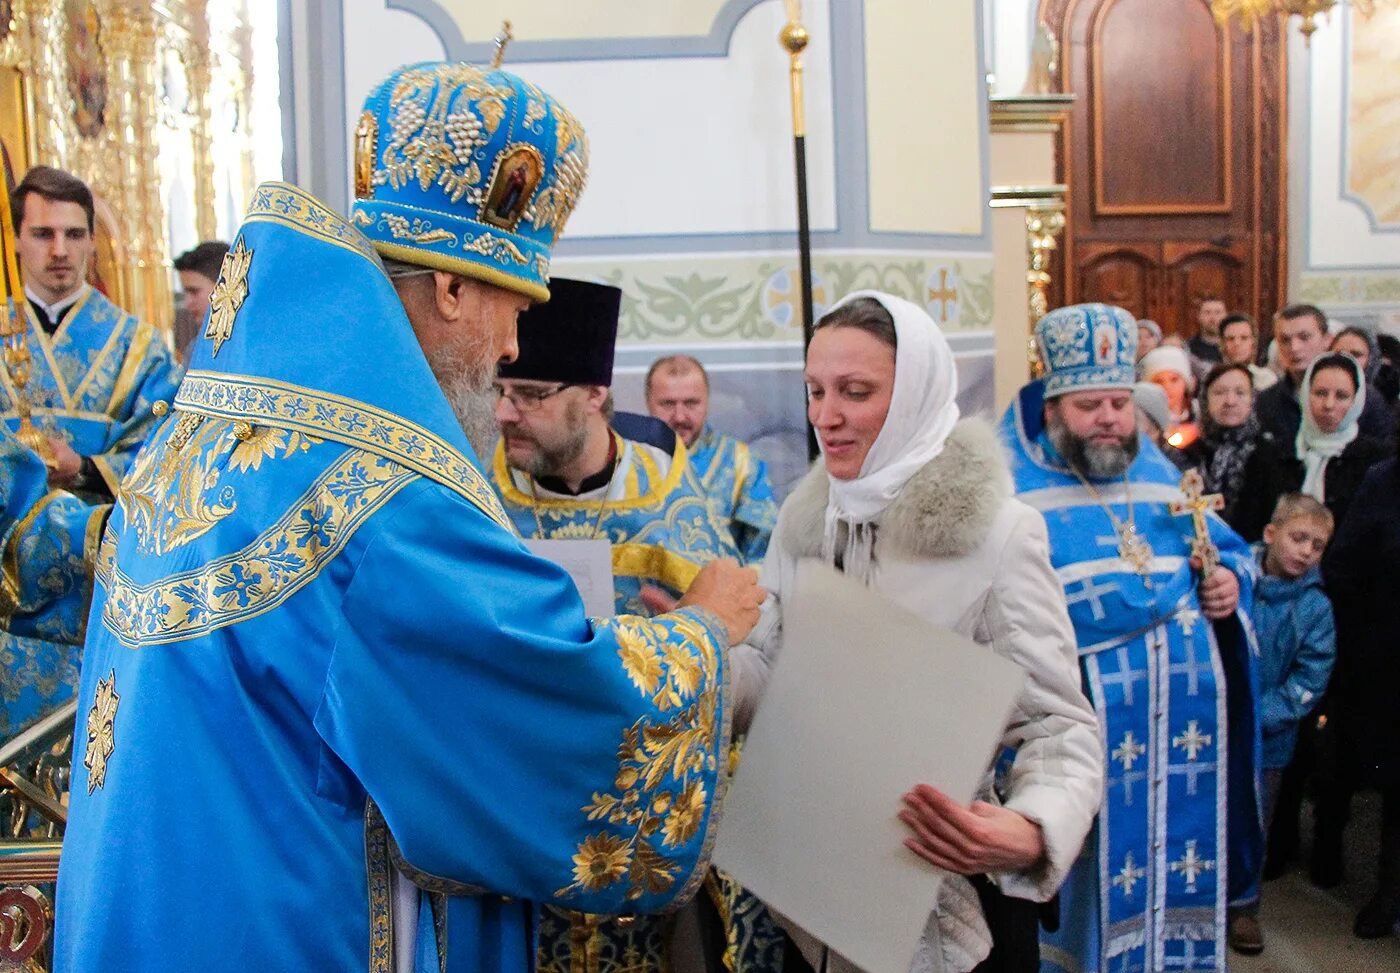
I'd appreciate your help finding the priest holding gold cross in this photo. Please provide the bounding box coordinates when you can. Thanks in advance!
[1000,304,1263,973]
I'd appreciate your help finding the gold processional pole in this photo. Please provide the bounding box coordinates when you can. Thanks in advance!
[779,0,819,460]
[0,184,55,469]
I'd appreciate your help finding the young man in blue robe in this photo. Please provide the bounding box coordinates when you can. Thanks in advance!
[0,166,179,739]
[998,304,1261,973]
[645,355,777,564]
[51,62,763,973]
[490,282,783,973]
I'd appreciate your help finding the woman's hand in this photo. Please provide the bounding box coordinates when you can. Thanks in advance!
[899,784,1045,875]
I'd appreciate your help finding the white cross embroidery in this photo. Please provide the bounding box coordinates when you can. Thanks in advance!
[1169,840,1215,892]
[1113,850,1146,898]
[1177,607,1200,638]
[1172,720,1212,760]
[1112,731,1147,771]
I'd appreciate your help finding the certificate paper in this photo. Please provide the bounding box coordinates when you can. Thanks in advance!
[525,538,615,618]
[713,564,1025,973]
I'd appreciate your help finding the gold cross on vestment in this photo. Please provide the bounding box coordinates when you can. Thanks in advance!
[1169,469,1224,577]
[491,21,514,68]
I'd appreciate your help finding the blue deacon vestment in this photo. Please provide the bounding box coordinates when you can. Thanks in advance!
[0,433,108,737]
[6,288,180,497]
[54,183,733,973]
[0,288,177,738]
[687,426,778,564]
[1000,383,1262,973]
[492,437,784,973]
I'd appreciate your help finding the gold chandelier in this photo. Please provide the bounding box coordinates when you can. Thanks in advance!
[1211,0,1400,43]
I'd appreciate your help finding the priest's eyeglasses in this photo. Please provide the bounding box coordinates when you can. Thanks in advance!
[492,382,575,412]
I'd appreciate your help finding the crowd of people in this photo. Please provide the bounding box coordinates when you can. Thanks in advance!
[1,57,1398,973]
[1132,298,1400,951]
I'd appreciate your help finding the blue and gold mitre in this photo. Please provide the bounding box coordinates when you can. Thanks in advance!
[1034,303,1138,398]
[349,61,589,303]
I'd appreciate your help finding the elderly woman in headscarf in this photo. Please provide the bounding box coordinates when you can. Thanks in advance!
[1176,363,1261,525]
[736,292,1102,973]
[1232,352,1392,541]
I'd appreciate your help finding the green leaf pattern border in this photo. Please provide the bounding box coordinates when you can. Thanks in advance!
[552,252,995,345]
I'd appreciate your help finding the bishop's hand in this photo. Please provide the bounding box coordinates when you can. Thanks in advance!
[1196,564,1238,620]
[899,783,1046,875]
[677,558,764,646]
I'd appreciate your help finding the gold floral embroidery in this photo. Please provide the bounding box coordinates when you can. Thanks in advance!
[83,669,120,793]
[176,372,512,532]
[121,413,321,557]
[245,183,379,265]
[102,451,415,647]
[557,612,722,902]
[205,237,253,358]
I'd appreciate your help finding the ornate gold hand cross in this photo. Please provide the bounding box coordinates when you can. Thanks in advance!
[1169,469,1225,578]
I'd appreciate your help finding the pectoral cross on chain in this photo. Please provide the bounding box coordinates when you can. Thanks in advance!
[1169,469,1224,578]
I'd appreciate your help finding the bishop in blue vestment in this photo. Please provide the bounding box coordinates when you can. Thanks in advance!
[54,63,752,973]
[999,305,1262,973]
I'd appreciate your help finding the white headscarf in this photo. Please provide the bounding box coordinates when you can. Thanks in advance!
[818,290,960,582]
[1296,353,1365,501]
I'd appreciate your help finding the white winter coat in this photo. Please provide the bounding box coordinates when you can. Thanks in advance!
[732,418,1103,973]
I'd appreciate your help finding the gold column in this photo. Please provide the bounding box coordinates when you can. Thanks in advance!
[185,0,217,241]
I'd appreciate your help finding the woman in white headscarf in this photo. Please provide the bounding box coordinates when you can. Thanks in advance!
[734,292,1102,973]
[1232,352,1392,541]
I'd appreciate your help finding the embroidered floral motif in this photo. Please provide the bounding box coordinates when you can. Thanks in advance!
[246,183,378,264]
[102,451,415,646]
[176,372,511,532]
[83,669,119,793]
[556,612,721,902]
[205,238,253,357]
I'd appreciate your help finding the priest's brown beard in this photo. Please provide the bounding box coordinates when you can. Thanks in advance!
[1047,420,1139,479]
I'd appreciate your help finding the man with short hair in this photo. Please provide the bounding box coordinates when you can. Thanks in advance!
[9,165,180,501]
[646,354,777,562]
[51,63,762,973]
[1219,313,1278,391]
[1255,304,1393,443]
[0,165,180,740]
[172,240,230,361]
[1188,297,1227,365]
[1001,303,1261,973]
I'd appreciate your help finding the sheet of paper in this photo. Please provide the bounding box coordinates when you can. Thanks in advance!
[524,538,615,618]
[713,563,1026,973]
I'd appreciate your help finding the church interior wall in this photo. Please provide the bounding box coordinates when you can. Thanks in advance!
[986,0,1400,336]
[290,0,997,498]
[1290,8,1400,334]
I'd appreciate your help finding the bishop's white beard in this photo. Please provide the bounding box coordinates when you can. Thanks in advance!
[425,340,499,463]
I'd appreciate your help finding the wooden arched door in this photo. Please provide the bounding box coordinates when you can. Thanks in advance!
[1042,0,1287,342]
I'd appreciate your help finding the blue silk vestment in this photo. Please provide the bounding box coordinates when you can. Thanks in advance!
[0,434,108,738]
[6,288,180,498]
[686,426,778,564]
[53,183,732,973]
[999,383,1261,973]
[0,289,177,739]
[493,440,784,973]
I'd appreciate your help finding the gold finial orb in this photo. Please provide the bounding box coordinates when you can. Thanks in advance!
[152,400,169,418]
[779,22,809,55]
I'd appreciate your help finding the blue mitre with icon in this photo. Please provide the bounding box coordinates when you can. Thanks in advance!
[350,61,589,302]
[1033,303,1138,398]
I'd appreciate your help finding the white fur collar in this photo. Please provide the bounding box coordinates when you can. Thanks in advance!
[777,417,1012,560]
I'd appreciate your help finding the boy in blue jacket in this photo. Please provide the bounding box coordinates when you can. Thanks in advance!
[1230,493,1337,955]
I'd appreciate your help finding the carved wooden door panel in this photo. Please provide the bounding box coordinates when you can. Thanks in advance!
[1042,0,1286,341]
